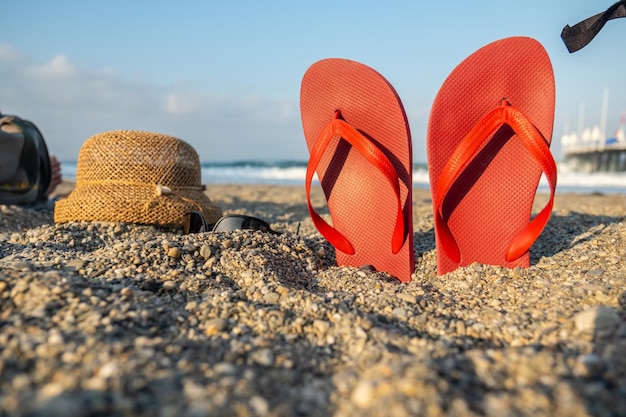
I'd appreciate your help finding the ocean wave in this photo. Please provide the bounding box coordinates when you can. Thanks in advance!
[60,161,625,194]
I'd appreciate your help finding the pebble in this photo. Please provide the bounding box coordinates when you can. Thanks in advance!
[351,380,375,408]
[249,395,269,416]
[162,280,177,291]
[120,287,133,298]
[167,247,181,259]
[249,348,274,367]
[573,354,604,378]
[140,279,160,292]
[199,244,212,259]
[0,187,624,417]
[573,306,621,334]
[205,318,228,336]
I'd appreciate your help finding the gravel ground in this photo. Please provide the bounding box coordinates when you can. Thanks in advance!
[0,183,625,417]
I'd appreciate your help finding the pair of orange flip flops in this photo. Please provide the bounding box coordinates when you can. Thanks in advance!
[300,37,557,282]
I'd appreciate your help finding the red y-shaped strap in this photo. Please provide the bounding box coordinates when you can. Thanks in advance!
[434,101,557,263]
[306,112,407,255]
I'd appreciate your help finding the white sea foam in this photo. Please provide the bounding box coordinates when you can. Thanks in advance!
[60,161,625,194]
[202,165,308,185]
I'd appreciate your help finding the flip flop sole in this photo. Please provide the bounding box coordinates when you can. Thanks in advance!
[301,58,414,282]
[427,37,555,275]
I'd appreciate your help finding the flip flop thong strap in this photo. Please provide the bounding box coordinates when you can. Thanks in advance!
[434,100,557,263]
[561,0,626,53]
[306,114,406,255]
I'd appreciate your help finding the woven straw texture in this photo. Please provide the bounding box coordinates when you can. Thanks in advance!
[54,130,222,226]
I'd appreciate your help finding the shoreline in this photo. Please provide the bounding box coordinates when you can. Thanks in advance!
[1,183,625,416]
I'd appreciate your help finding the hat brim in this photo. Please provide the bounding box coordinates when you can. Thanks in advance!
[54,183,223,226]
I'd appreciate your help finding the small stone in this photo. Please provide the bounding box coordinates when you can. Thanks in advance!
[351,380,374,408]
[182,243,196,253]
[214,362,237,375]
[332,371,357,394]
[83,377,107,391]
[120,287,133,298]
[40,382,64,398]
[199,245,212,259]
[205,318,228,336]
[250,348,274,366]
[276,286,290,296]
[392,307,407,319]
[12,374,31,390]
[141,280,160,292]
[97,362,121,379]
[48,329,64,345]
[313,319,330,335]
[65,259,85,271]
[183,379,205,400]
[162,281,177,291]
[573,354,603,378]
[8,260,31,271]
[263,292,280,304]
[397,293,417,304]
[167,247,181,259]
[456,320,466,336]
[249,395,269,416]
[574,306,620,334]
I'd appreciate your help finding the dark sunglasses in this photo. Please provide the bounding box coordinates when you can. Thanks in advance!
[184,212,282,235]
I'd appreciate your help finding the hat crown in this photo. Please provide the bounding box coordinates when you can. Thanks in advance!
[54,130,223,226]
[76,130,201,187]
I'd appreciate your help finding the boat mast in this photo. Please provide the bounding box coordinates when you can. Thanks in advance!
[600,88,609,141]
[578,103,585,138]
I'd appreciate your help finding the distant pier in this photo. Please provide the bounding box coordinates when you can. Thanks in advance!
[561,91,626,173]
[563,145,626,173]
[560,111,626,173]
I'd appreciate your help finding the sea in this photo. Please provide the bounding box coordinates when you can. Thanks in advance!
[59,160,626,195]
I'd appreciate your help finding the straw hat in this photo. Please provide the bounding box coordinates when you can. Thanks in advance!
[54,130,222,226]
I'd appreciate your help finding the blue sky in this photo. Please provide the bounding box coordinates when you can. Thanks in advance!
[2,1,625,163]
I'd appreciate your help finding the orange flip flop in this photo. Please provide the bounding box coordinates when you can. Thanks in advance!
[300,58,414,282]
[427,37,557,275]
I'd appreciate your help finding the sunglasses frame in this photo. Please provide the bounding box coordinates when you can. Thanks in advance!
[183,212,281,235]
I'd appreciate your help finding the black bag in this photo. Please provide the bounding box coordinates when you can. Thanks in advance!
[0,111,51,206]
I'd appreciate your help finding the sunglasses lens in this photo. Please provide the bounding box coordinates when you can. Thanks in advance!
[247,218,270,232]
[212,215,271,233]
[184,212,208,234]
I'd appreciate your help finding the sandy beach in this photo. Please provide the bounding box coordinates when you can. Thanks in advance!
[1,182,625,417]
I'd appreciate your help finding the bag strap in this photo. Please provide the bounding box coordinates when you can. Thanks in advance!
[561,1,626,53]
